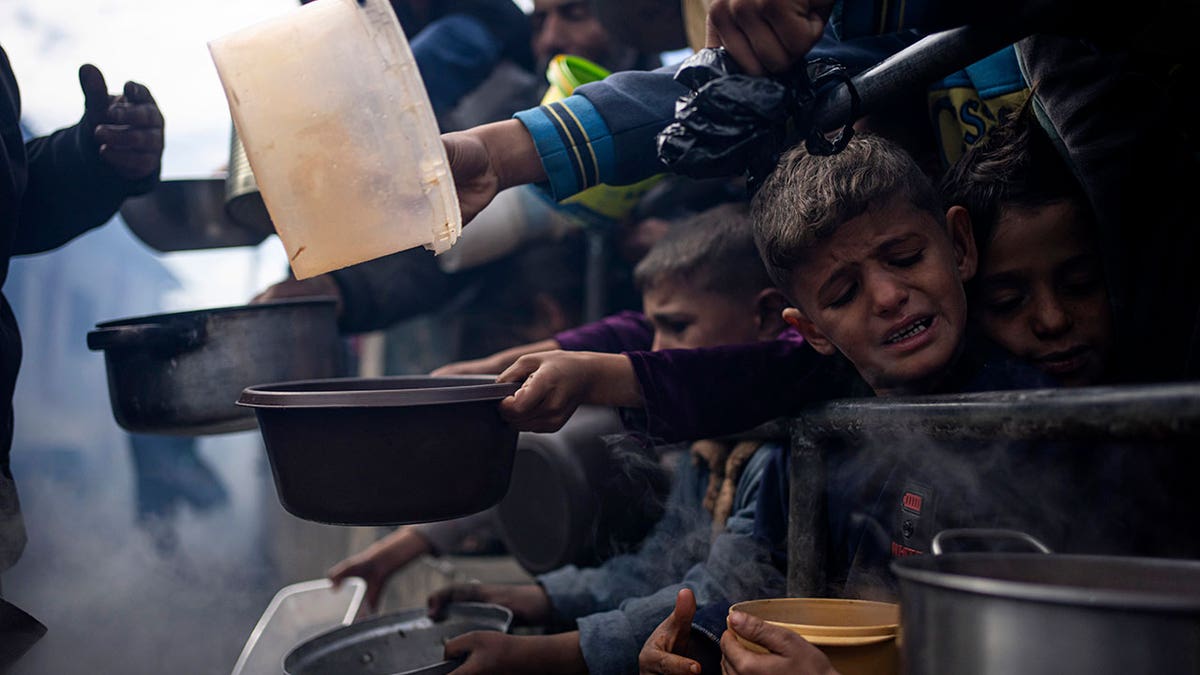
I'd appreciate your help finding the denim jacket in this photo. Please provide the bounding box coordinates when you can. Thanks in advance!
[538,441,785,675]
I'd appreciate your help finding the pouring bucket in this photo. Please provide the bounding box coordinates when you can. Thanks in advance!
[208,0,460,279]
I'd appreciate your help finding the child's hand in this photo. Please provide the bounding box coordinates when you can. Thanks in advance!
[327,527,431,612]
[720,610,839,675]
[639,588,701,675]
[427,582,552,625]
[445,632,585,675]
[497,351,641,432]
[432,339,560,377]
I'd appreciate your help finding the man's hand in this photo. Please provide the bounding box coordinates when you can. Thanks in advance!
[79,64,163,180]
[443,119,545,226]
[445,632,586,675]
[251,275,344,316]
[327,527,432,612]
[720,610,839,675]
[497,351,642,433]
[640,588,702,675]
[704,0,835,76]
[427,583,553,625]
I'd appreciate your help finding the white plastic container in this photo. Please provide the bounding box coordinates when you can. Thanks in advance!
[230,577,365,675]
[209,0,460,279]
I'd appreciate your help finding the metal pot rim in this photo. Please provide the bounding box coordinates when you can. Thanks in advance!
[94,298,338,328]
[283,602,513,675]
[891,552,1200,612]
[238,376,520,409]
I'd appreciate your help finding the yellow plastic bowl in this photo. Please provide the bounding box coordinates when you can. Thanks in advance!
[728,598,900,675]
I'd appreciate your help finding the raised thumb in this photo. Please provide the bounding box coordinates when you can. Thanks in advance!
[78,63,110,123]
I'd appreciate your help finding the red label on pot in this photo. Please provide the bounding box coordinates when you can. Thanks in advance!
[902,491,923,514]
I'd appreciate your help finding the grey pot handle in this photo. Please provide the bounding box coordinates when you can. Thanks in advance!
[932,528,1052,556]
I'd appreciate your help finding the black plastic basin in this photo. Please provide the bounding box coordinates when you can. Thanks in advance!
[238,376,520,525]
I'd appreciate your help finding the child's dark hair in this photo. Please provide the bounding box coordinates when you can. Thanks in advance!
[751,134,943,291]
[940,103,1090,255]
[632,201,772,297]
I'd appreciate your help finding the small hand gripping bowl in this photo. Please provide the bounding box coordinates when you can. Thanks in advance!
[237,376,520,525]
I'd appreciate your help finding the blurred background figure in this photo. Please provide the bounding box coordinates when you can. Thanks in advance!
[127,434,229,553]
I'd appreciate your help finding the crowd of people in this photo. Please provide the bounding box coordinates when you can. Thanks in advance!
[1,0,1197,671]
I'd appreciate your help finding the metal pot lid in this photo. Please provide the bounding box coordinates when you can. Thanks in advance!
[283,602,513,675]
[892,553,1200,612]
[238,376,520,409]
[94,298,338,329]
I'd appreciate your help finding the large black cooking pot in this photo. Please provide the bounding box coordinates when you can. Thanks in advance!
[892,530,1200,675]
[87,299,342,435]
[237,376,520,525]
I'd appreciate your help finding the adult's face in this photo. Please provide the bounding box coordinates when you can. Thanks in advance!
[531,0,616,71]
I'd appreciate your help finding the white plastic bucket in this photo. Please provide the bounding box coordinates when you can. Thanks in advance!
[209,0,460,279]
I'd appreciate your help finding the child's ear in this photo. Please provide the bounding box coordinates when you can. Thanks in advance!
[946,205,979,282]
[754,289,790,340]
[782,306,837,356]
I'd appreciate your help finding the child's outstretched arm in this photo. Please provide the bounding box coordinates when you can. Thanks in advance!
[497,351,642,432]
[434,311,655,376]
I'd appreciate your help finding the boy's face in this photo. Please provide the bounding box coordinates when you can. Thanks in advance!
[643,276,770,351]
[974,201,1113,386]
[783,198,977,395]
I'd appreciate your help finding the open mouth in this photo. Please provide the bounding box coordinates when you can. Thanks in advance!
[884,316,933,345]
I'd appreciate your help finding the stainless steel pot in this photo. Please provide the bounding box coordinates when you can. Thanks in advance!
[87,299,343,435]
[892,529,1200,675]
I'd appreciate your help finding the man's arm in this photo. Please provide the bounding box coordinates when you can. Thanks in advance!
[15,63,161,255]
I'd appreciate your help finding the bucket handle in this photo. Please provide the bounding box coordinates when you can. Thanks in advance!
[931,529,1052,556]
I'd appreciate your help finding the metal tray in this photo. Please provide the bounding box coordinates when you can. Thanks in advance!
[284,603,513,675]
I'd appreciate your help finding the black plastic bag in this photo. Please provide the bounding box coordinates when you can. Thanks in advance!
[657,48,856,193]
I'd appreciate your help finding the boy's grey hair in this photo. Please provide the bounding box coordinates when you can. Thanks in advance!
[751,134,943,290]
[633,201,773,297]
